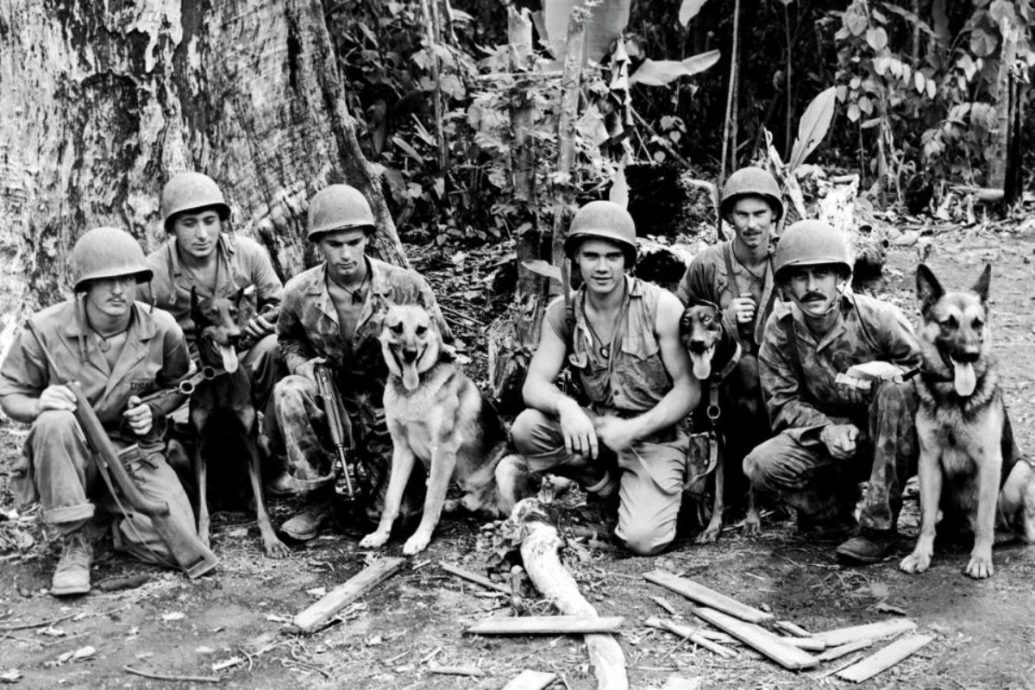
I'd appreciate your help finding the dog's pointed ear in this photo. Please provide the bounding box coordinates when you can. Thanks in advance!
[916,264,944,314]
[972,264,991,304]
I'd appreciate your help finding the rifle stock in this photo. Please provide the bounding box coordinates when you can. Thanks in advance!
[24,320,218,579]
[313,363,355,499]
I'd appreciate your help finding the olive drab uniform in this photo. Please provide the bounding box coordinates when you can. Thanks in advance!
[509,277,690,555]
[743,291,922,530]
[140,233,284,408]
[0,299,197,564]
[269,257,450,520]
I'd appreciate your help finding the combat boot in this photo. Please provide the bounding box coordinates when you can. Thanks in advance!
[51,531,93,597]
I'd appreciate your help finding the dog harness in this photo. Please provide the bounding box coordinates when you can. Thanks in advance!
[685,340,743,490]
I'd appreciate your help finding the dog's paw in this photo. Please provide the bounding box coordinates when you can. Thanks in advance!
[443,498,461,514]
[742,519,762,538]
[264,536,291,559]
[694,527,720,545]
[402,532,432,556]
[359,531,390,549]
[899,550,932,574]
[965,553,994,579]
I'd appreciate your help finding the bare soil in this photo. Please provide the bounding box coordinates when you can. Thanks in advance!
[2,225,1035,689]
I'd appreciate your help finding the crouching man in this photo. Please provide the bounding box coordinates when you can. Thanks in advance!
[0,228,203,596]
[501,201,698,556]
[269,184,451,540]
[743,220,922,564]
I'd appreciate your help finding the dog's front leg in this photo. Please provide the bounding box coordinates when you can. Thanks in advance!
[194,443,210,549]
[359,432,416,549]
[244,434,290,558]
[743,487,762,537]
[696,459,724,544]
[900,445,941,574]
[404,442,457,555]
[966,446,1003,579]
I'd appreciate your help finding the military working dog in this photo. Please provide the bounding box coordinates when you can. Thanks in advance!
[680,299,765,543]
[189,288,288,557]
[899,264,1035,579]
[359,304,514,555]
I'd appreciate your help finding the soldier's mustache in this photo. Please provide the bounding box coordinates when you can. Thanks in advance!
[802,292,826,302]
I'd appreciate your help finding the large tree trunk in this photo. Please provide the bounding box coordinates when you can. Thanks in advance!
[0,0,406,350]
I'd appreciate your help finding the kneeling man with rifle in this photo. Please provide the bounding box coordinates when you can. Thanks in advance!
[0,227,217,597]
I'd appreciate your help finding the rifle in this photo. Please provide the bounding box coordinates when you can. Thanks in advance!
[313,363,356,499]
[25,320,218,579]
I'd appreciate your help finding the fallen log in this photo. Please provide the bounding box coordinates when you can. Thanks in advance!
[644,571,775,625]
[692,607,819,670]
[503,669,558,690]
[644,617,737,658]
[440,562,511,594]
[836,633,934,683]
[292,557,405,634]
[812,618,916,648]
[468,615,624,635]
[513,498,628,689]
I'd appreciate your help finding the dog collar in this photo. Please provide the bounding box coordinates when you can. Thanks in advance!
[711,341,743,383]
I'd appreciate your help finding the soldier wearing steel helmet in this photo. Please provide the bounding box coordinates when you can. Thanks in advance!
[743,219,922,564]
[0,227,198,596]
[140,172,285,409]
[268,183,451,541]
[502,200,699,556]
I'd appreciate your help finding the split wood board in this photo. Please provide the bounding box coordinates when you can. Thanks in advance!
[693,607,819,670]
[812,618,917,647]
[293,557,405,633]
[644,570,775,624]
[467,615,624,635]
[836,633,934,683]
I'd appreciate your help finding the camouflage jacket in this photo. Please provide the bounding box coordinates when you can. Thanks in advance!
[758,291,921,444]
[140,234,283,344]
[277,257,449,401]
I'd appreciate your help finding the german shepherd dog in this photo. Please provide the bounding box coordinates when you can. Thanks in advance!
[680,299,764,543]
[899,264,1035,579]
[359,304,512,555]
[189,288,288,557]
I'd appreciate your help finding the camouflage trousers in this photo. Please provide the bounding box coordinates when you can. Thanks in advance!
[743,381,918,531]
[266,375,424,524]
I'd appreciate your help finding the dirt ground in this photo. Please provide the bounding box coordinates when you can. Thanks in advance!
[3,223,1035,689]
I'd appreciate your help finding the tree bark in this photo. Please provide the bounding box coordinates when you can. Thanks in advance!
[0,0,406,349]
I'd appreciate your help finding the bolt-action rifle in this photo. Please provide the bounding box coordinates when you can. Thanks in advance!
[313,363,356,499]
[25,320,218,578]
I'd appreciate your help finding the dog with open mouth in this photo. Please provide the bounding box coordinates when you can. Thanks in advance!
[899,264,1035,579]
[188,287,288,557]
[680,298,765,543]
[359,304,516,555]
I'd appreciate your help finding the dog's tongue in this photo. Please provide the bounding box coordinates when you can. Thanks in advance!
[218,343,239,374]
[952,358,976,396]
[401,360,419,391]
[690,346,714,380]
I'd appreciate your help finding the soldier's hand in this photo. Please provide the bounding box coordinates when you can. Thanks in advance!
[557,398,598,460]
[294,356,327,384]
[243,314,275,340]
[37,385,77,416]
[595,415,639,453]
[123,395,153,436]
[820,423,859,461]
[846,361,906,383]
[731,293,757,324]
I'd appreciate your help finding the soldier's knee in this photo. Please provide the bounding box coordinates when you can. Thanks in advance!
[510,409,548,454]
[33,409,78,434]
[273,375,311,403]
[742,446,766,485]
[618,523,673,556]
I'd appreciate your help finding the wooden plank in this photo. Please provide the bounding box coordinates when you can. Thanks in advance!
[815,639,873,663]
[775,620,811,637]
[780,636,826,651]
[836,634,934,683]
[650,595,678,615]
[692,607,819,670]
[502,670,558,690]
[644,617,737,658]
[292,557,405,633]
[813,618,917,648]
[439,561,510,594]
[467,615,624,635]
[644,571,775,625]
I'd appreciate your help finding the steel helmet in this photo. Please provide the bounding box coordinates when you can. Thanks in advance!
[720,167,784,221]
[160,172,231,233]
[563,200,638,263]
[773,219,852,281]
[71,227,152,291]
[307,184,377,240]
